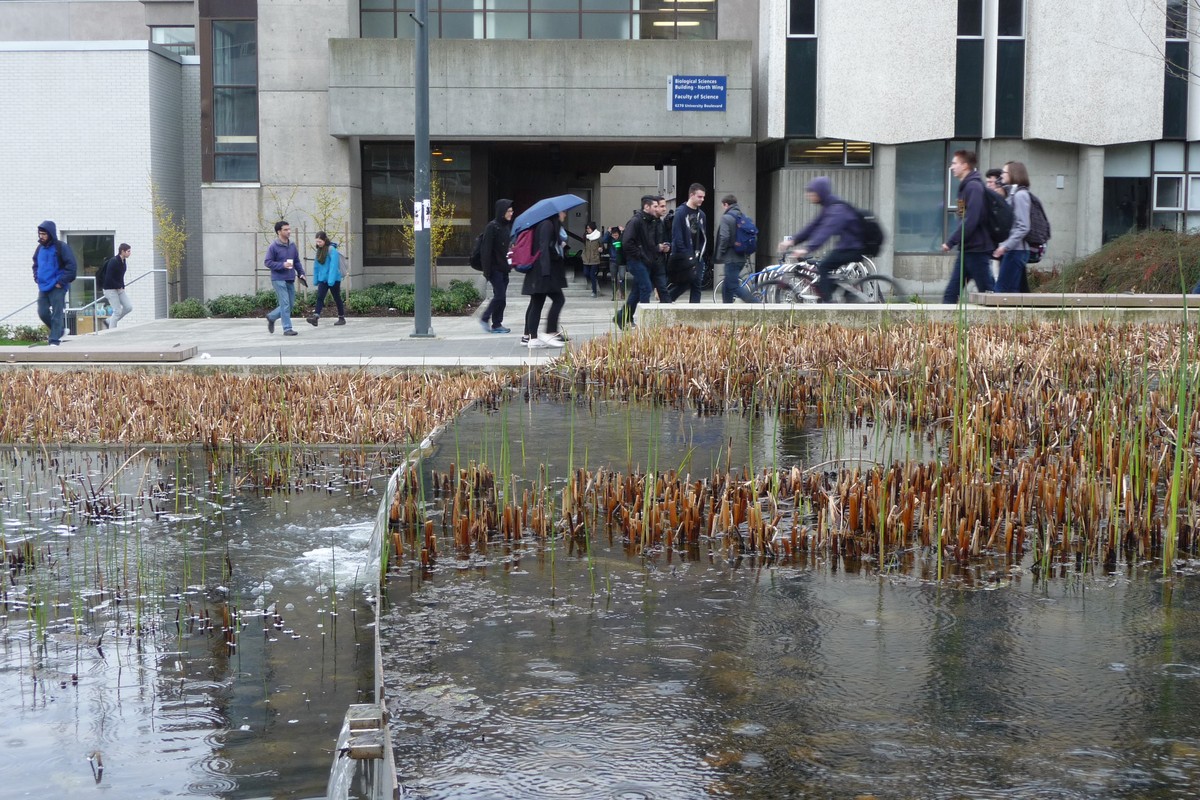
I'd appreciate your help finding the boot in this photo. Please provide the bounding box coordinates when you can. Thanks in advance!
[334,316,346,326]
[306,314,319,327]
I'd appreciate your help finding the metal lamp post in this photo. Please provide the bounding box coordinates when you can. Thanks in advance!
[411,0,433,337]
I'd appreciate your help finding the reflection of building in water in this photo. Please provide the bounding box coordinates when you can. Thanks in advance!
[1,2,1189,323]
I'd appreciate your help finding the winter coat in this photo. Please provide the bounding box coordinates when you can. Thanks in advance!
[621,210,658,265]
[715,203,746,263]
[521,217,568,295]
[264,238,306,282]
[582,229,603,266]
[313,243,342,285]
[101,254,128,290]
[790,177,864,252]
[946,171,995,253]
[481,199,513,275]
[999,185,1031,252]
[32,220,78,292]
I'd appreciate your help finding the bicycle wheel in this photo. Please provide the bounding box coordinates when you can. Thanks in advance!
[751,280,802,304]
[712,278,725,304]
[844,274,899,303]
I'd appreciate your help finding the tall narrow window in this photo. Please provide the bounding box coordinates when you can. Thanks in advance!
[785,0,817,137]
[994,0,1025,138]
[211,21,258,181]
[1164,0,1189,139]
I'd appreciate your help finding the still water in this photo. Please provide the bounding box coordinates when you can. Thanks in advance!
[0,450,383,799]
[383,398,1200,799]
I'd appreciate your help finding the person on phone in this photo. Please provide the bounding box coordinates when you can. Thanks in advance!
[264,219,306,336]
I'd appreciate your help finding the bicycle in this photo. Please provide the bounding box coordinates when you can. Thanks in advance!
[775,255,899,303]
[711,258,814,304]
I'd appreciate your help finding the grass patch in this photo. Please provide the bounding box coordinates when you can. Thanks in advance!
[1040,230,1200,293]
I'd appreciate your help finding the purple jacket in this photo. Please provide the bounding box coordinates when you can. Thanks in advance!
[790,177,864,252]
[264,239,306,282]
[945,171,994,253]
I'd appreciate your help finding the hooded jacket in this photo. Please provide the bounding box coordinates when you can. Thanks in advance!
[946,170,995,253]
[481,199,513,275]
[999,185,1031,253]
[313,242,342,285]
[715,203,746,263]
[32,220,78,292]
[789,177,864,252]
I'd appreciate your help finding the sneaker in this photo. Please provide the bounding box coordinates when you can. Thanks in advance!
[520,334,530,344]
[284,329,298,336]
[267,317,276,334]
[527,337,550,349]
[334,317,346,326]
[479,319,491,333]
[538,333,565,348]
[490,326,511,334]
[613,312,629,330]
[48,341,61,347]
[307,314,319,327]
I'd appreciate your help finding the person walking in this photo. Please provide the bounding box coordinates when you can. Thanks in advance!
[993,161,1032,294]
[581,221,603,298]
[100,243,133,328]
[613,196,658,329]
[264,220,306,336]
[778,177,864,302]
[478,199,515,333]
[715,195,756,303]
[31,220,77,346]
[522,210,568,348]
[651,197,673,302]
[607,225,625,300]
[667,183,708,303]
[941,149,995,302]
[306,231,346,326]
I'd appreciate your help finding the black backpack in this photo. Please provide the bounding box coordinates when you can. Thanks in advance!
[96,255,112,287]
[1025,191,1052,247]
[838,202,885,257]
[469,230,485,271]
[981,185,1014,245]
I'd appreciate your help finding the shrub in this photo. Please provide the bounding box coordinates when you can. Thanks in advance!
[345,291,376,315]
[207,294,257,317]
[253,289,279,310]
[1046,230,1200,294]
[170,298,210,318]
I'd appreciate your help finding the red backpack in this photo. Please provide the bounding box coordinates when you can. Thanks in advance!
[507,228,540,273]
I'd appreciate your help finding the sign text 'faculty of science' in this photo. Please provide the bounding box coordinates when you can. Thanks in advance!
[669,75,727,112]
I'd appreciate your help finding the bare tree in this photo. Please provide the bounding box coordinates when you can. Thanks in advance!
[1125,0,1196,80]
[150,181,188,304]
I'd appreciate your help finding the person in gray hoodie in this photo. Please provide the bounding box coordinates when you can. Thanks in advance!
[31,220,78,346]
[993,161,1032,293]
[715,194,756,303]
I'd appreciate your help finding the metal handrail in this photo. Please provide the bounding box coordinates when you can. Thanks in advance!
[0,268,168,331]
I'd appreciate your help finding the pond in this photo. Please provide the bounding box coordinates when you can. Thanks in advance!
[382,398,1200,799]
[0,449,385,799]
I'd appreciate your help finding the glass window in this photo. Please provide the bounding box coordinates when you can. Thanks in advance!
[532,12,579,38]
[957,0,982,36]
[895,141,946,253]
[151,26,196,56]
[487,12,528,37]
[583,0,628,8]
[362,0,396,8]
[1189,176,1200,210]
[64,234,114,310]
[362,143,473,262]
[1102,177,1151,242]
[786,140,873,166]
[845,141,873,166]
[997,0,1022,37]
[583,13,628,38]
[441,12,482,38]
[361,11,396,37]
[211,20,258,182]
[1167,0,1189,40]
[533,0,578,9]
[1155,174,1184,209]
[1155,141,1186,171]
[788,0,816,36]
[213,21,256,85]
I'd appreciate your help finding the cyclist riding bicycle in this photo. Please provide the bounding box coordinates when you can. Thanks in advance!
[778,176,865,303]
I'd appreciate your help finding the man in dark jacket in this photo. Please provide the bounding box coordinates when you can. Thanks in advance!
[651,196,672,302]
[479,199,514,334]
[32,220,78,346]
[668,183,708,302]
[100,243,134,329]
[780,177,863,303]
[614,196,659,329]
[942,149,995,302]
[715,195,755,303]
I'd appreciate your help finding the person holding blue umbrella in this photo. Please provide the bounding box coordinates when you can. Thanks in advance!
[511,194,585,348]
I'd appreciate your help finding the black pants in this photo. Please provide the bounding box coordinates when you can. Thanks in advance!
[480,271,509,328]
[314,281,345,317]
[524,290,565,337]
[816,249,862,301]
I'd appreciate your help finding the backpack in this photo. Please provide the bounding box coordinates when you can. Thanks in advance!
[1025,191,1052,247]
[981,184,1014,245]
[96,256,111,287]
[729,210,759,256]
[469,230,486,272]
[506,227,540,273]
[837,202,885,257]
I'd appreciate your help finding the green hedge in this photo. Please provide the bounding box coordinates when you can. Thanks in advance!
[170,280,482,319]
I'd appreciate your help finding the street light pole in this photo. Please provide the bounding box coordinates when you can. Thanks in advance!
[411,0,433,337]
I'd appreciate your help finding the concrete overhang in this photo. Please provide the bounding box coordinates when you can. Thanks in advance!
[328,38,753,140]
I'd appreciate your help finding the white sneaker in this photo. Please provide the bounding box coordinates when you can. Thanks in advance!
[527,337,550,349]
[538,333,565,348]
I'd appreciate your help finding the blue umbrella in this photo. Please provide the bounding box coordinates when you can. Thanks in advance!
[511,194,587,236]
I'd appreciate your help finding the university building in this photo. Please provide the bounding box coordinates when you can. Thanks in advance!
[0,0,1192,325]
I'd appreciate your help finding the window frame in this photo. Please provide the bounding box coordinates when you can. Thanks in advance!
[787,0,816,38]
[200,9,260,184]
[150,25,197,56]
[1153,173,1185,211]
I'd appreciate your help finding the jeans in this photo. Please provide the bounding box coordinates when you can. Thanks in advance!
[267,279,296,331]
[524,290,565,338]
[582,264,599,295]
[480,271,509,328]
[943,251,994,304]
[816,249,863,302]
[995,249,1029,293]
[651,260,671,302]
[103,288,133,328]
[721,261,755,303]
[619,259,653,323]
[37,285,67,344]
[314,281,345,317]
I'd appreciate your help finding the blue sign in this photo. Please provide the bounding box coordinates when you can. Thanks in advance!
[669,75,727,112]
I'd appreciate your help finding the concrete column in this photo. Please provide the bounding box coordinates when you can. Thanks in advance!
[872,144,897,277]
[713,143,757,217]
[1076,145,1105,259]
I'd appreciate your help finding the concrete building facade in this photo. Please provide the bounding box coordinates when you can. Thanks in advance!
[1,0,1196,322]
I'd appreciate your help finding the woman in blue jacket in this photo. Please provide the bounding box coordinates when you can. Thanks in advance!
[307,231,346,326]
